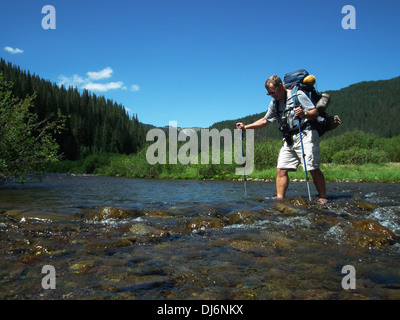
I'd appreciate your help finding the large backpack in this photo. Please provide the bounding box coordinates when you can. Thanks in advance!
[283,69,340,136]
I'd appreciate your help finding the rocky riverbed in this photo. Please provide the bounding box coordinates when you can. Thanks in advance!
[0,174,399,299]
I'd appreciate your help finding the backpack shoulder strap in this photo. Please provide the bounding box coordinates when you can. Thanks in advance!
[290,86,300,108]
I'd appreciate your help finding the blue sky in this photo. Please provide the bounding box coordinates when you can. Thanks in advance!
[1,0,399,128]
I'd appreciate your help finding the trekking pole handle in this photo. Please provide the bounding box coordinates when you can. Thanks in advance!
[294,106,305,118]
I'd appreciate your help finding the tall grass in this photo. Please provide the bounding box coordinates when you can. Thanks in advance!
[48,131,400,183]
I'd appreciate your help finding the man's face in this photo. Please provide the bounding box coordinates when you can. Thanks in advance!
[266,83,285,101]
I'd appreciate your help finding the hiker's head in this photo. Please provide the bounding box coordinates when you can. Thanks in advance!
[265,75,285,100]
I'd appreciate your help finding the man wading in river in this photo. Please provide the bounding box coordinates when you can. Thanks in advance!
[236,74,327,204]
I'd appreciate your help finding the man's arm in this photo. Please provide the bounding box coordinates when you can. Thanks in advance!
[236,117,269,130]
[294,90,319,120]
[294,106,319,120]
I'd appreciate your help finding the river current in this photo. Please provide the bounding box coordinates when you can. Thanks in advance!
[0,174,399,300]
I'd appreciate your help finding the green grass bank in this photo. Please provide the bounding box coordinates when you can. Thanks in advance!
[48,130,400,183]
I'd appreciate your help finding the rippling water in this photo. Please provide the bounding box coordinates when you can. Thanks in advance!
[1,174,399,300]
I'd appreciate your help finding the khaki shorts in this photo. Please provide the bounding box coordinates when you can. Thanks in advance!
[277,129,321,171]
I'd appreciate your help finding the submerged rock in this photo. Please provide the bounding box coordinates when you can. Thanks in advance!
[69,260,95,273]
[225,210,261,225]
[272,203,298,214]
[88,206,136,220]
[309,213,341,229]
[2,210,23,217]
[127,223,169,238]
[187,217,224,231]
[352,219,397,240]
[259,231,296,250]
[268,196,309,214]
[144,210,175,219]
[229,239,263,252]
[287,197,308,209]
[347,197,379,213]
[333,219,397,248]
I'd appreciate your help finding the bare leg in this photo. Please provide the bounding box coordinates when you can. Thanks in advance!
[276,168,289,199]
[309,168,327,204]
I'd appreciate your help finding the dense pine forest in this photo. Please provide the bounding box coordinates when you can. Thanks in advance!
[0,58,148,160]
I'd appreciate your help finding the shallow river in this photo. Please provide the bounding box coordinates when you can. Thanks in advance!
[0,174,399,300]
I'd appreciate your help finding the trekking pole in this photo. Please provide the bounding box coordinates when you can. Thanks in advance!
[297,119,312,201]
[240,129,247,197]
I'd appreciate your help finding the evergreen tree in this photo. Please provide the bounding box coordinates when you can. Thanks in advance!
[0,74,66,182]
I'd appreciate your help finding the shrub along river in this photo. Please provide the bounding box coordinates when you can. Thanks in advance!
[0,173,399,300]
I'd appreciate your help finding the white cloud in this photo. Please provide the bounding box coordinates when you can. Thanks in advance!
[87,67,113,80]
[4,46,24,54]
[130,84,140,92]
[58,74,85,88]
[83,81,124,92]
[57,67,139,94]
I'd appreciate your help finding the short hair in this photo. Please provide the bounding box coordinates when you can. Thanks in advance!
[265,75,282,89]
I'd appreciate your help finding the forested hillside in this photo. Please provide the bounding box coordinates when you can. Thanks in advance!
[0,58,148,160]
[2,58,399,162]
[325,78,400,137]
[211,76,400,141]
